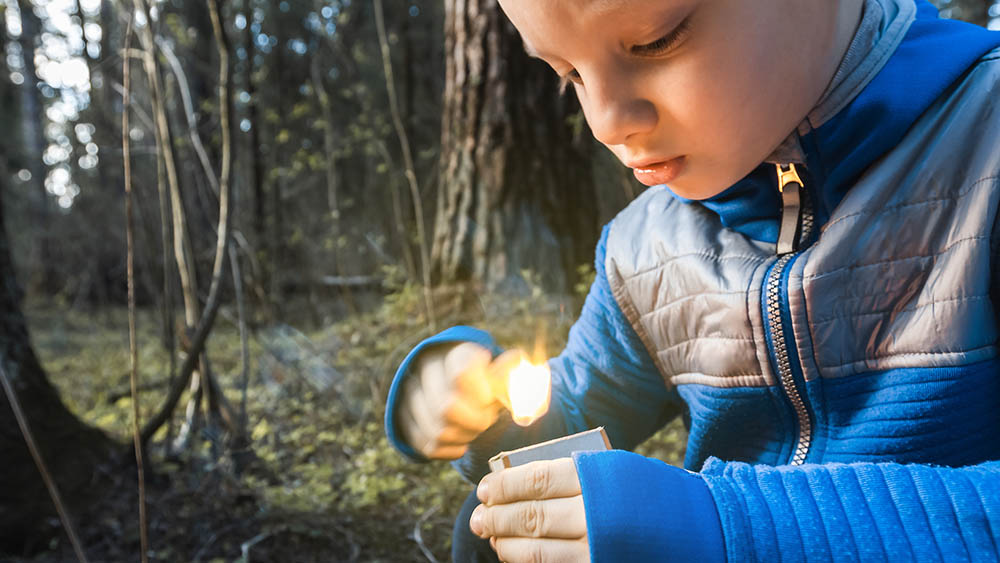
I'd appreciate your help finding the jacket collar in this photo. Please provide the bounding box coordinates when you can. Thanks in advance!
[687,0,1000,244]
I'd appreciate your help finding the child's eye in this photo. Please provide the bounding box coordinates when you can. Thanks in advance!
[559,69,583,93]
[632,17,693,57]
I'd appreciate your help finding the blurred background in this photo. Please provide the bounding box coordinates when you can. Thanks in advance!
[0,0,996,561]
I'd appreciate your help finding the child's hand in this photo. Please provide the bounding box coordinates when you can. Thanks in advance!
[398,342,516,459]
[469,458,590,563]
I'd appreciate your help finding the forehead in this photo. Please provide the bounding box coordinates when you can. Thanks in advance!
[505,0,680,57]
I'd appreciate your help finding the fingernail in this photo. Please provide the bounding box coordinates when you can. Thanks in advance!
[477,480,489,503]
[469,505,484,536]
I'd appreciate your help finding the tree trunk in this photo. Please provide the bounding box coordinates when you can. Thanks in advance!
[933,0,995,26]
[0,170,115,554]
[243,0,267,299]
[432,0,598,294]
[16,0,53,295]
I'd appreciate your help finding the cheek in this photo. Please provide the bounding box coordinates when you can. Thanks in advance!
[643,62,777,197]
[661,9,812,182]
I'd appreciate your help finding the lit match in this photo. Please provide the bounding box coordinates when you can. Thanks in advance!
[488,350,552,427]
[506,358,551,426]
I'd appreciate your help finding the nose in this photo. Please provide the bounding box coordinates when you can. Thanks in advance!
[582,72,657,147]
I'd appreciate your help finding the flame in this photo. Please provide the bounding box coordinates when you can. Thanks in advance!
[507,358,551,426]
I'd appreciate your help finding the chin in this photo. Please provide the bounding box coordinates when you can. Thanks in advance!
[663,176,727,201]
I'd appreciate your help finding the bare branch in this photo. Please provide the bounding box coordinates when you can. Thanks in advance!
[373,0,437,328]
[155,37,220,197]
[141,0,235,445]
[120,11,149,563]
[412,505,441,563]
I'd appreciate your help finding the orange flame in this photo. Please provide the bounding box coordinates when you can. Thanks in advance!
[506,358,551,427]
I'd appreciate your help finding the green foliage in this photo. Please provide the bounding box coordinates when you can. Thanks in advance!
[378,264,425,322]
[27,268,689,560]
[574,262,597,301]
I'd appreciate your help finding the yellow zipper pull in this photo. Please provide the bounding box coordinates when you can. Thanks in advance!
[776,163,803,255]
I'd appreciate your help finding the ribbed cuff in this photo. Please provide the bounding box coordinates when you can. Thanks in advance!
[573,450,726,563]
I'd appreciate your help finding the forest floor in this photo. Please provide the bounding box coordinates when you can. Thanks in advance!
[13,283,686,562]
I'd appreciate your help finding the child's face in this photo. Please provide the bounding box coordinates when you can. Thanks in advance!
[498,0,843,199]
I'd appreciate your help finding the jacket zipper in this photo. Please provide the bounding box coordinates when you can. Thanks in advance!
[765,163,814,465]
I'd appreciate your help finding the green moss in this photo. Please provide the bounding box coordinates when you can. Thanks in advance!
[24,282,687,560]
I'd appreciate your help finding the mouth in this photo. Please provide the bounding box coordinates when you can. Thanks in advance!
[629,156,686,187]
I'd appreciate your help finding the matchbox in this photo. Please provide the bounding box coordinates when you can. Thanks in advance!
[488,427,611,472]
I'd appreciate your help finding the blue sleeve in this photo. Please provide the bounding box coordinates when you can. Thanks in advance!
[702,457,1000,561]
[571,450,1000,562]
[384,223,681,481]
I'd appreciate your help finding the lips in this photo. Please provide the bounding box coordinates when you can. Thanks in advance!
[630,156,686,187]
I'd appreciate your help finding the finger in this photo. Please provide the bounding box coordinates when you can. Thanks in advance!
[404,397,483,449]
[445,342,493,385]
[403,388,488,452]
[398,403,436,456]
[477,496,587,539]
[403,382,444,449]
[419,348,451,404]
[494,537,590,563]
[403,404,477,453]
[425,345,498,422]
[401,404,469,459]
[442,395,500,433]
[430,418,481,446]
[453,347,500,406]
[427,443,467,460]
[480,458,581,505]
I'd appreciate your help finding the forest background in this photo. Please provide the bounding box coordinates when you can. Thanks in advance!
[0,0,996,561]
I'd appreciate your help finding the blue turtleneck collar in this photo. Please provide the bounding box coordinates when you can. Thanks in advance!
[680,1,1000,244]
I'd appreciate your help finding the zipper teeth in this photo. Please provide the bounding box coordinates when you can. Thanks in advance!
[766,254,812,465]
[800,188,815,244]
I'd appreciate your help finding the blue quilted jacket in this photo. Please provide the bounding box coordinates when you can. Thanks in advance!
[386,1,1000,561]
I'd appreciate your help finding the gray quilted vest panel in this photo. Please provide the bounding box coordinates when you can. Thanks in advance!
[606,49,1000,388]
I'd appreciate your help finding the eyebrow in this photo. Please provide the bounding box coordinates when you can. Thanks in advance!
[519,0,634,59]
[521,0,680,60]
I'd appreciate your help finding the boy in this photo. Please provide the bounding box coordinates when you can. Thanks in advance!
[386,0,1000,561]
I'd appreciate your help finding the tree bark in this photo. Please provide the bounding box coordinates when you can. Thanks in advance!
[934,0,995,26]
[243,0,268,302]
[433,0,598,294]
[0,166,115,555]
[1,12,111,554]
[15,0,53,295]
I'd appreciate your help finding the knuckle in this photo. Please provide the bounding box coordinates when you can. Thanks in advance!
[528,542,546,563]
[494,472,509,501]
[450,345,488,376]
[416,349,443,373]
[438,424,471,445]
[438,397,457,418]
[485,506,500,534]
[446,343,474,369]
[419,438,438,457]
[441,400,467,426]
[401,422,421,447]
[530,465,552,498]
[493,537,508,560]
[522,500,545,537]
